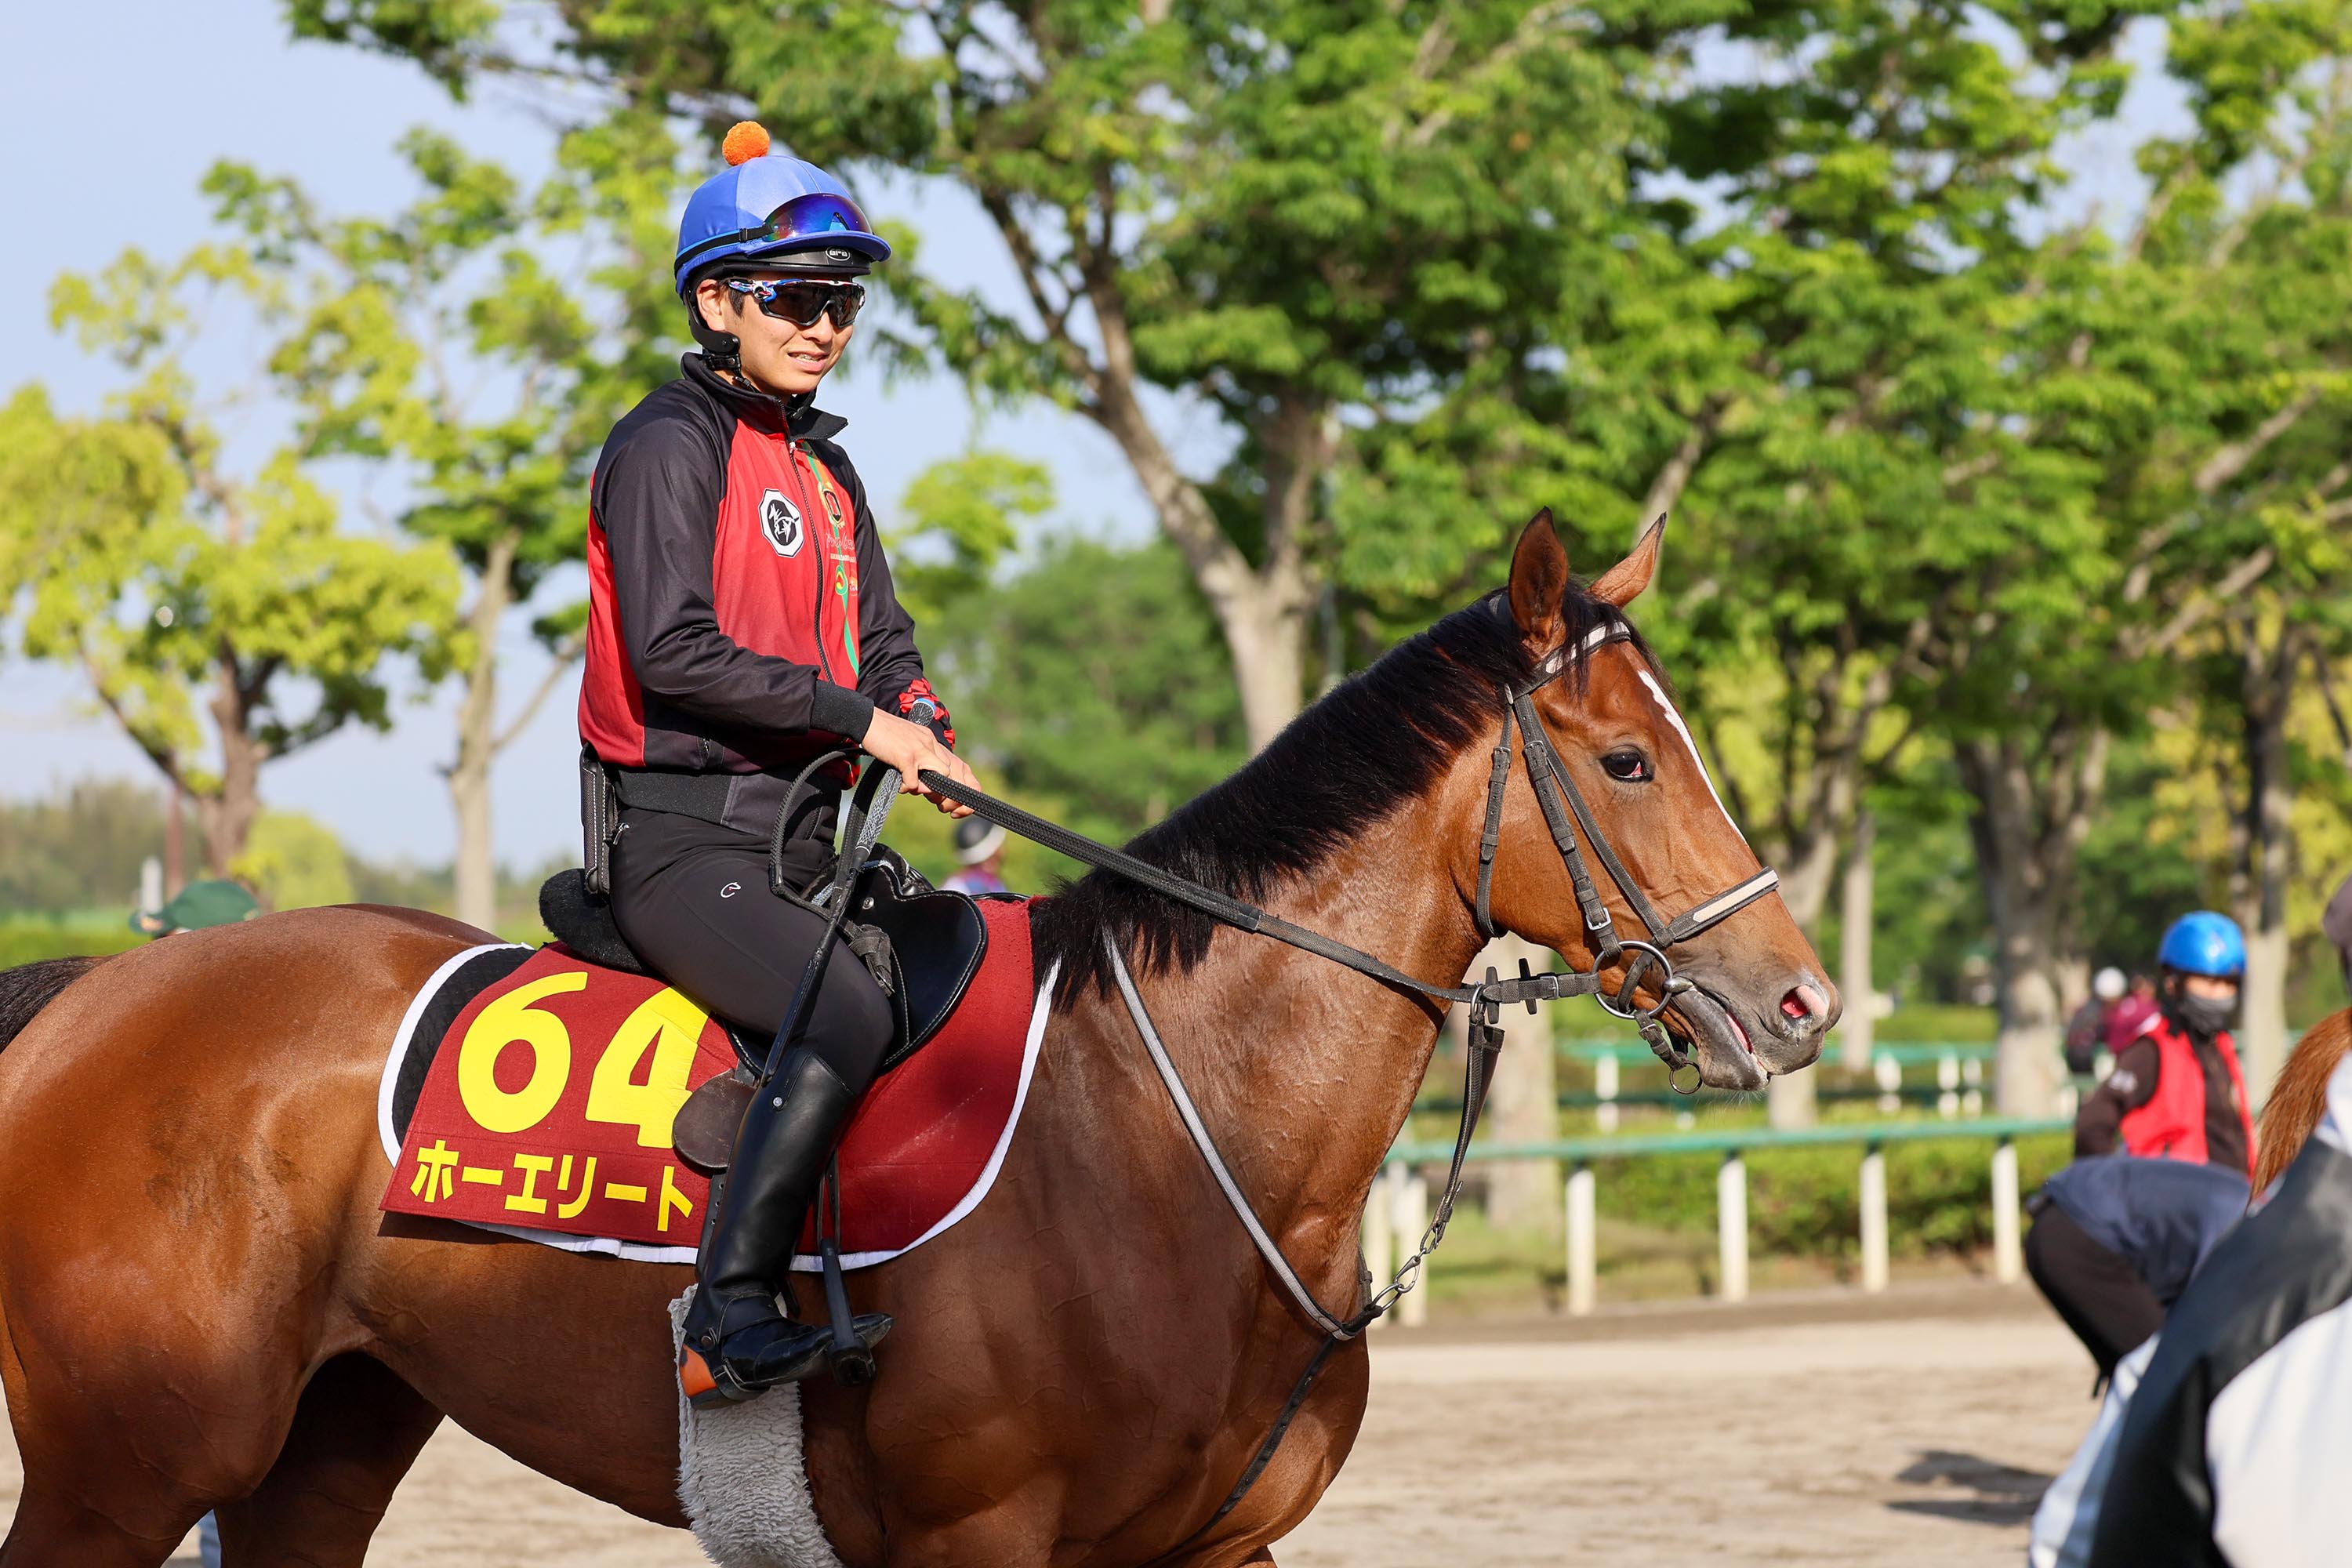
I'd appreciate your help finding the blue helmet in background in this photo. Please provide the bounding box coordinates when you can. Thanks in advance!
[2158,911,2246,979]
[673,122,890,298]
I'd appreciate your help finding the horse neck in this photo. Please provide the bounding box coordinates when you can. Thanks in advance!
[1124,763,1490,1258]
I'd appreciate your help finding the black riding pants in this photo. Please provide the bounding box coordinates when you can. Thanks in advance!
[2025,1203,2165,1386]
[608,806,892,1094]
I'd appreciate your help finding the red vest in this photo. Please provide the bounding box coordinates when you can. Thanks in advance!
[2119,1013,2257,1173]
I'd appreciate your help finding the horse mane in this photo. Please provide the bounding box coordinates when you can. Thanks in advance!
[1030,583,1657,1005]
[0,956,104,1053]
[2255,1007,2352,1192]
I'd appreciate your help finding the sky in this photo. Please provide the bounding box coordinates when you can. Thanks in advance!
[0,3,2194,877]
[0,0,1160,870]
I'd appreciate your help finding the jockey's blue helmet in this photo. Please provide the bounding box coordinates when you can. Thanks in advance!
[2158,912,2246,980]
[673,122,890,298]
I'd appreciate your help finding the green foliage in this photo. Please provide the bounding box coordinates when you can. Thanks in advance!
[0,228,463,867]
[0,918,146,969]
[927,535,1247,851]
[0,779,202,917]
[232,811,358,911]
[891,452,1054,623]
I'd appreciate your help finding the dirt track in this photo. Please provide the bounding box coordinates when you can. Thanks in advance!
[5,1282,2092,1566]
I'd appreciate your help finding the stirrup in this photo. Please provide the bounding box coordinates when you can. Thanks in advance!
[678,1314,891,1410]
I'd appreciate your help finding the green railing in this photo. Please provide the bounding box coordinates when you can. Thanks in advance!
[1363,1116,2067,1323]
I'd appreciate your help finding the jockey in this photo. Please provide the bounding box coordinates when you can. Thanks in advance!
[578,122,978,1403]
[2030,914,2258,1393]
[2074,912,2258,1178]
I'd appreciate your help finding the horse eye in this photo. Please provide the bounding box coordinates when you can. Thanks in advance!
[1600,749,1652,783]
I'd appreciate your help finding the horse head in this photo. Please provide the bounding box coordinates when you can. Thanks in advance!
[1476,510,1837,1091]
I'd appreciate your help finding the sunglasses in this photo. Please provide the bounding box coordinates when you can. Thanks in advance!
[724,277,867,329]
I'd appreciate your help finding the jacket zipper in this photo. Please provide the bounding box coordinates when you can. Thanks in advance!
[792,439,840,690]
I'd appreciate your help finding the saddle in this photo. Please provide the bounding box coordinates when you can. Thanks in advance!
[537,853,990,1170]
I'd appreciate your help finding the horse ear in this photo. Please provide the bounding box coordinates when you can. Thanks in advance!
[1508,510,1570,641]
[1589,514,1667,608]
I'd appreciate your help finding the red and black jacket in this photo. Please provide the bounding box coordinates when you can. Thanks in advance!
[579,354,946,833]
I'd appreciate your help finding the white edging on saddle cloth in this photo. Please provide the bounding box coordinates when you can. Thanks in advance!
[668,1291,849,1568]
[376,950,1059,1269]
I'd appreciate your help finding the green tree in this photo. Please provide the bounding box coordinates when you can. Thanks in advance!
[290,0,1661,751]
[209,120,679,929]
[0,242,459,871]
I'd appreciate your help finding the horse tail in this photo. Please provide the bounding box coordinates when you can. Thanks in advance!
[2256,1007,2352,1194]
[0,956,106,1054]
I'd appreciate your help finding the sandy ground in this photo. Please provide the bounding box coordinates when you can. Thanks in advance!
[5,1282,2092,1566]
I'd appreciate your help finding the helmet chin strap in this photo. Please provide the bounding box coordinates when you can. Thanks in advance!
[685,297,743,375]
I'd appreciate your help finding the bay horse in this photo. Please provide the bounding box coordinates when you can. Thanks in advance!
[0,514,1834,1567]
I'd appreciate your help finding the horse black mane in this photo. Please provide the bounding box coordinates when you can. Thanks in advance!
[1031,583,1656,1004]
[0,956,103,1052]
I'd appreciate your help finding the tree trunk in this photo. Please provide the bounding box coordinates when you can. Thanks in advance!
[1958,733,2107,1117]
[1218,574,1312,753]
[203,654,264,876]
[1479,934,1559,1233]
[1838,807,1877,1073]
[1080,306,1321,752]
[2236,623,2298,1101]
[449,534,519,933]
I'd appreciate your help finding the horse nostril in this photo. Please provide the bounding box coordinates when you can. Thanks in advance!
[1781,984,1828,1027]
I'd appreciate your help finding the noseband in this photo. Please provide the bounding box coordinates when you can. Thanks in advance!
[1474,619,1781,1078]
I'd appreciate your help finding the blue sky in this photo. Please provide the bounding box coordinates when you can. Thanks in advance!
[0,3,2190,877]
[0,0,1157,870]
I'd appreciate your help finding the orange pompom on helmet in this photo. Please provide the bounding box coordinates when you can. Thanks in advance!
[672,120,889,298]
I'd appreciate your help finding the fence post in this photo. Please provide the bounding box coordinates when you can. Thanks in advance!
[1962,1055,1984,1118]
[1595,1052,1621,1134]
[1718,1151,1749,1304]
[1936,1052,1960,1120]
[1397,1172,1430,1327]
[1991,1134,2022,1285]
[1566,1160,1596,1316]
[1364,1164,1396,1329]
[1858,1142,1888,1294]
[1874,1051,1903,1115]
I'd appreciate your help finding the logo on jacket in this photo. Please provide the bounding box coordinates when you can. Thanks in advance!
[760,488,804,557]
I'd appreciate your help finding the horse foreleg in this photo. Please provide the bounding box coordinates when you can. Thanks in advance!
[212,1354,443,1568]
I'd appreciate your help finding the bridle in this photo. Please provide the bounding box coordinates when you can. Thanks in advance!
[905,608,1785,1526]
[1473,617,1782,1077]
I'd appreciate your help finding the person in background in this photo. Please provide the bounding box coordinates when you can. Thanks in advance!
[2065,967,2129,1076]
[2103,973,2158,1058]
[940,817,1009,897]
[129,878,259,937]
[2024,913,2259,1400]
[2074,913,2256,1180]
[2025,1155,2249,1387]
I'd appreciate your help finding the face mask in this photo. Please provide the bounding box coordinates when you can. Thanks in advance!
[2173,991,2237,1037]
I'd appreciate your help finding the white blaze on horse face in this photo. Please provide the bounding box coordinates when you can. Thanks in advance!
[1634,666,1754,849]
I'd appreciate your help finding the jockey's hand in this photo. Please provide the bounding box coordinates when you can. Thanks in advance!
[859,708,976,818]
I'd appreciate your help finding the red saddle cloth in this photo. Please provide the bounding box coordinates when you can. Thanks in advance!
[379,898,1041,1266]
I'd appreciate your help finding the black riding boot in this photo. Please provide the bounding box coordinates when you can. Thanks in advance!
[678,1047,891,1405]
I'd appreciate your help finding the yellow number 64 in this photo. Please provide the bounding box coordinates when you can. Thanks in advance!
[456,973,588,1134]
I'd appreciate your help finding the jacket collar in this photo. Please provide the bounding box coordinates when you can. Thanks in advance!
[681,353,848,442]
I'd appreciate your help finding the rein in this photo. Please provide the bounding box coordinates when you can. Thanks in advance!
[909,620,1780,1529]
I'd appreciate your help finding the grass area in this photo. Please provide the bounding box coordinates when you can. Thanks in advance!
[0,916,147,967]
